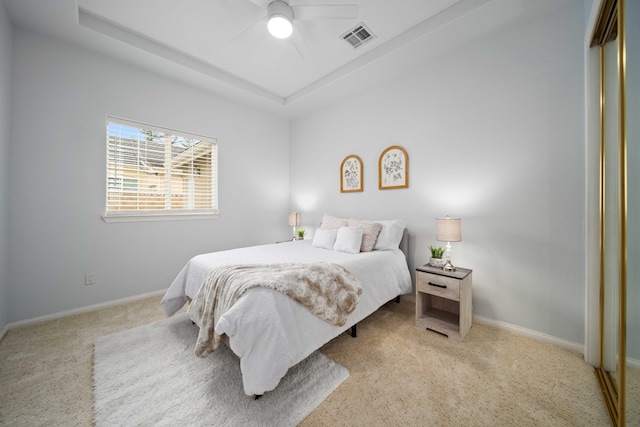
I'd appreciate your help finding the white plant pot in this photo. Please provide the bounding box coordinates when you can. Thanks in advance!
[430,258,445,267]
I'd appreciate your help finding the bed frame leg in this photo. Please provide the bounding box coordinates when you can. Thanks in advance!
[395,295,400,303]
[351,324,357,338]
[254,394,262,400]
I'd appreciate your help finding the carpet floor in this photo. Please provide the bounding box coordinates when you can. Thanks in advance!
[93,313,348,426]
[0,294,614,426]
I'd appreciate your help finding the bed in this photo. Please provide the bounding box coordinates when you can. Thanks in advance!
[160,216,412,396]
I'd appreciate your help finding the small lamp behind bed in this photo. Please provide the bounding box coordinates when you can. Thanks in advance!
[288,212,301,240]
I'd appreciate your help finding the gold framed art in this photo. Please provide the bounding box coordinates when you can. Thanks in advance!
[378,145,409,189]
[340,155,363,193]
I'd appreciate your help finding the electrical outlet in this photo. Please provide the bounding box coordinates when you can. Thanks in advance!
[85,273,96,286]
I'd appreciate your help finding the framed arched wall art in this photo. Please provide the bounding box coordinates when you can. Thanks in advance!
[378,145,408,189]
[340,154,363,193]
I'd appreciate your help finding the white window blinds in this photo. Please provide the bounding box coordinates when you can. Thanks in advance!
[105,117,217,219]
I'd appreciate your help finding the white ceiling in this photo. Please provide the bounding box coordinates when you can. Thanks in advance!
[1,0,574,118]
[77,0,461,97]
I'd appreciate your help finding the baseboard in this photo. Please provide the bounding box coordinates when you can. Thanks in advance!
[4,289,167,333]
[0,324,9,342]
[628,357,640,370]
[473,314,584,354]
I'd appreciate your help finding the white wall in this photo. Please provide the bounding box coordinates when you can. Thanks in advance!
[7,29,290,322]
[0,1,12,332]
[290,1,587,344]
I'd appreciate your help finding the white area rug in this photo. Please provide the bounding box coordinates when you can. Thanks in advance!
[93,312,349,426]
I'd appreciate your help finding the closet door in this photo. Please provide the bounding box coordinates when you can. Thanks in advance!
[591,0,637,425]
[624,0,638,423]
[601,36,619,378]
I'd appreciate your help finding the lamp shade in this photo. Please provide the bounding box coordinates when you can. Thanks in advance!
[288,212,301,226]
[436,217,462,242]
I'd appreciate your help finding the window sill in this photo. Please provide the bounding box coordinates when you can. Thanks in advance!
[102,212,221,223]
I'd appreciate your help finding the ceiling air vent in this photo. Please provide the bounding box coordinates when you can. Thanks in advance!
[341,23,375,48]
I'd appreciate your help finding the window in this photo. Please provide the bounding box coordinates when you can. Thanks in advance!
[104,116,218,222]
[108,177,139,193]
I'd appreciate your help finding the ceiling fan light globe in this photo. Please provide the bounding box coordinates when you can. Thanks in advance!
[268,15,293,38]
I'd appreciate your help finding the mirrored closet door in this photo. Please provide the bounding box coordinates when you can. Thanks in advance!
[624,0,638,424]
[592,0,638,425]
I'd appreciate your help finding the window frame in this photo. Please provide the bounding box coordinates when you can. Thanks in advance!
[102,116,219,223]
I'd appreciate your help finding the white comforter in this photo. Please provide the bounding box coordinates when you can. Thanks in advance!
[161,240,412,395]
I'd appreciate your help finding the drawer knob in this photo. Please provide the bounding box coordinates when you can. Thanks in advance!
[428,282,447,289]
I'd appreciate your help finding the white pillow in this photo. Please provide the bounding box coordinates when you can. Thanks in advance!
[373,220,407,251]
[333,225,363,254]
[320,213,349,230]
[311,227,338,250]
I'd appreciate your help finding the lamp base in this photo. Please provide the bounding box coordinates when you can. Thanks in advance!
[443,261,456,271]
[442,241,455,271]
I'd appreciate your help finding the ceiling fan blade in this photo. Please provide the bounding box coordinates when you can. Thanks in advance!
[232,14,267,42]
[246,0,269,8]
[291,4,359,20]
[290,22,312,61]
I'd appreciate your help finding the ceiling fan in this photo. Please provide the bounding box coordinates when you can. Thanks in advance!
[247,0,359,39]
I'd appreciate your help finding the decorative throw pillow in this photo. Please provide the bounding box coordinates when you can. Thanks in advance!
[348,219,383,252]
[311,227,338,250]
[320,213,349,230]
[373,220,407,251]
[333,225,363,254]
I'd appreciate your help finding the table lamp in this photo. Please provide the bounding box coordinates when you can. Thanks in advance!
[288,212,301,240]
[436,216,462,271]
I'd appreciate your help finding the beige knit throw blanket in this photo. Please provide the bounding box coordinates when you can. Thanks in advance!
[188,262,362,357]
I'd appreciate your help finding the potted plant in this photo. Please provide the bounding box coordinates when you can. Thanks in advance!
[429,245,445,267]
[297,229,306,240]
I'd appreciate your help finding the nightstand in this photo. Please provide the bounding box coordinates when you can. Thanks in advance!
[415,264,472,342]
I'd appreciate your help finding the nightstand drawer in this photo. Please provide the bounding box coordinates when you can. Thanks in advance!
[416,272,460,301]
